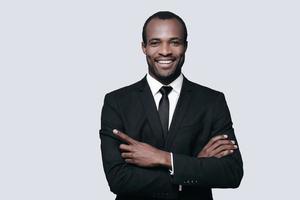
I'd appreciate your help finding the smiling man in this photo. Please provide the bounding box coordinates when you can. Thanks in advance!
[143,17,186,85]
[100,11,243,200]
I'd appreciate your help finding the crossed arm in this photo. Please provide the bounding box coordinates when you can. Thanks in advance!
[113,129,238,169]
[101,128,238,198]
[100,93,243,197]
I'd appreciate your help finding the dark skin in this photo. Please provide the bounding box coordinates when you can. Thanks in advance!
[113,129,238,169]
[114,18,238,168]
[142,18,187,85]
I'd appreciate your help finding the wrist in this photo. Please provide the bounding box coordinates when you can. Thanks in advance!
[158,150,172,169]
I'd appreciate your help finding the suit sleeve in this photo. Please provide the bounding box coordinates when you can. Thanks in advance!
[172,93,243,188]
[100,93,178,199]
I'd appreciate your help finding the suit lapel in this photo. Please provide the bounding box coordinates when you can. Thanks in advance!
[165,77,193,149]
[137,77,165,145]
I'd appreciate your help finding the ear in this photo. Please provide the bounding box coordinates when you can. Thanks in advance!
[141,42,146,54]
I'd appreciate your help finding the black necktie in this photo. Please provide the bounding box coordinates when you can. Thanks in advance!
[158,86,173,138]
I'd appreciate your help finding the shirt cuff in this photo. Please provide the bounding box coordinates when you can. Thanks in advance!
[169,153,182,191]
[169,152,174,175]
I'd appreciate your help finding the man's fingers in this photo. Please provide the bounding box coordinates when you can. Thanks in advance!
[121,152,133,159]
[204,134,229,150]
[125,159,134,164]
[119,144,132,152]
[113,129,137,145]
[215,150,234,158]
[210,144,238,156]
[206,139,236,153]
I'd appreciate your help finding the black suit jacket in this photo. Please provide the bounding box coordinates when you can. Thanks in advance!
[100,76,243,200]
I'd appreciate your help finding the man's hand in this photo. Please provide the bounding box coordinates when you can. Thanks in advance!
[113,129,171,168]
[197,135,238,158]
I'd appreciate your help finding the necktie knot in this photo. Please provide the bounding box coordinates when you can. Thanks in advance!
[159,86,173,96]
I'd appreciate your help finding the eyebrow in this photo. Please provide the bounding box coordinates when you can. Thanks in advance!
[148,37,183,42]
[148,38,161,42]
[169,37,182,40]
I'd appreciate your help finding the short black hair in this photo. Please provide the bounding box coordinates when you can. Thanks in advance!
[142,11,188,45]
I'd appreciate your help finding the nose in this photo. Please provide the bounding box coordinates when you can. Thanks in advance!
[159,43,172,56]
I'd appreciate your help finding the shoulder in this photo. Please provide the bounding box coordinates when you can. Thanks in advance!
[183,78,228,111]
[104,78,145,101]
[185,78,224,98]
[182,79,230,120]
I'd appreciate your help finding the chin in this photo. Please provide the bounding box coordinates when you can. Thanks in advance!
[156,66,177,76]
[156,71,175,79]
[148,62,181,83]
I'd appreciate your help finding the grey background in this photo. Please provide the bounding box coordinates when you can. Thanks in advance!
[1,0,299,199]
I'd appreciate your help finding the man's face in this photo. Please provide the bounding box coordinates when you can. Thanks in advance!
[142,18,187,84]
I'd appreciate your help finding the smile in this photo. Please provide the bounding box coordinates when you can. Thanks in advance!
[158,60,172,64]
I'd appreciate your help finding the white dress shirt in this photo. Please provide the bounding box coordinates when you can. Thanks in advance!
[146,73,183,128]
[146,73,183,189]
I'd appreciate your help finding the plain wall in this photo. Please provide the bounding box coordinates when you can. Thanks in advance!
[1,0,299,199]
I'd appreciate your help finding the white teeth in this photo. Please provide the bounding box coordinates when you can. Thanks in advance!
[157,60,172,64]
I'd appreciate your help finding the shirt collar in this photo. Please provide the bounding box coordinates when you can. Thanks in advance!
[146,73,183,96]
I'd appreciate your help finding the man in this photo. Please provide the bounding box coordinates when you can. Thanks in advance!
[100,11,243,200]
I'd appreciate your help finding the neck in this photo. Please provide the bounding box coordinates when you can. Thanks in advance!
[149,71,181,85]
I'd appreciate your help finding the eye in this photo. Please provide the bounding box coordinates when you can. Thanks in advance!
[149,41,160,47]
[170,41,181,46]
